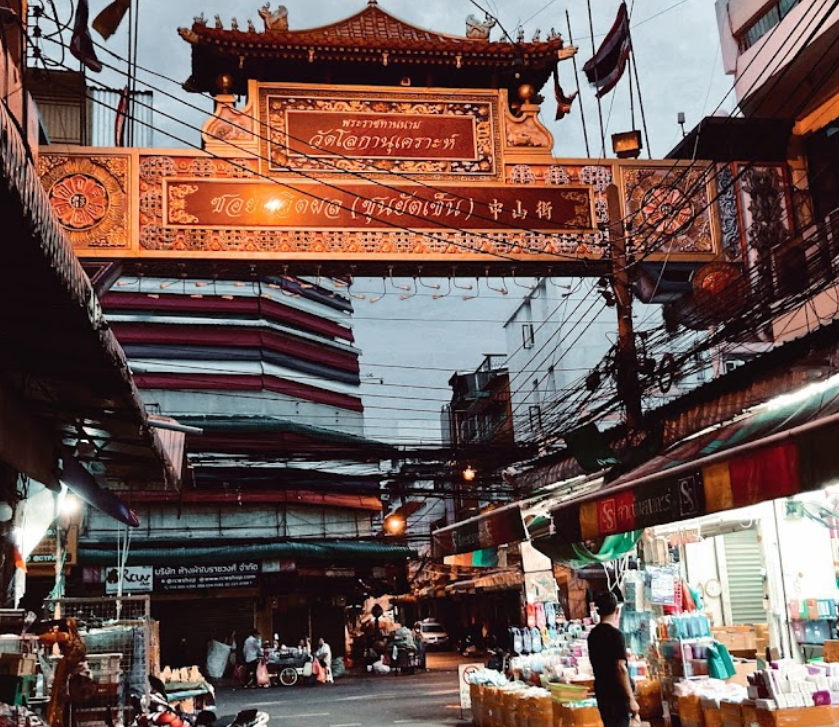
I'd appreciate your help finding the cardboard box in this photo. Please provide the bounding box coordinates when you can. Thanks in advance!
[712,627,757,652]
[727,660,757,687]
[822,640,839,663]
[755,705,839,727]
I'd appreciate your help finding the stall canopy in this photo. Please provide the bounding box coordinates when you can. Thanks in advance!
[545,373,839,543]
[432,503,528,558]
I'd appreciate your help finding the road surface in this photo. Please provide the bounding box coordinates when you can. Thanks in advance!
[214,653,478,727]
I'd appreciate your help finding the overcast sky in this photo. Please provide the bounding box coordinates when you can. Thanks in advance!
[43,0,733,444]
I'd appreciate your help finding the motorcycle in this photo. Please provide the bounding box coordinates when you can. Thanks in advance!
[132,677,269,727]
[131,675,217,727]
[457,634,483,657]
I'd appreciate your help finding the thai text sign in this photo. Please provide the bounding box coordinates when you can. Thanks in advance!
[285,111,478,160]
[166,180,594,232]
[432,506,528,558]
[154,562,260,591]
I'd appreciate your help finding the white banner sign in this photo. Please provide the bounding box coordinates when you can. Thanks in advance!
[104,566,153,594]
[458,663,482,710]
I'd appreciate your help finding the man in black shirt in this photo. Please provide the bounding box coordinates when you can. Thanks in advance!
[587,592,639,727]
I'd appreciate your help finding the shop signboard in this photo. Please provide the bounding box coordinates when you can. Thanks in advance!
[154,562,260,592]
[163,180,593,233]
[458,663,482,710]
[26,524,78,575]
[433,506,527,558]
[104,566,153,594]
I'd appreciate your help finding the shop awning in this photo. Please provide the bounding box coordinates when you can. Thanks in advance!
[0,96,177,496]
[78,539,417,566]
[546,374,839,542]
[432,503,528,558]
[445,570,523,593]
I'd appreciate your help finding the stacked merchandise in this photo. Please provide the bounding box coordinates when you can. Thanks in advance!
[669,679,747,727]
[789,597,839,650]
[511,602,562,655]
[621,571,656,656]
[747,660,839,710]
[466,670,554,727]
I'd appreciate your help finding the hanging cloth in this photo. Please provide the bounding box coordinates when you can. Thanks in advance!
[706,641,737,680]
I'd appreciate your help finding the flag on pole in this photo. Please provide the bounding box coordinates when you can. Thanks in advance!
[69,0,103,72]
[114,86,130,146]
[93,0,131,40]
[582,2,630,98]
[554,63,578,120]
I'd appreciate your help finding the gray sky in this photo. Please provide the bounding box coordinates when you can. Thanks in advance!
[44,0,733,444]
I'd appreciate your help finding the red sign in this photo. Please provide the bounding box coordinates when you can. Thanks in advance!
[432,507,528,557]
[285,111,478,160]
[165,180,594,232]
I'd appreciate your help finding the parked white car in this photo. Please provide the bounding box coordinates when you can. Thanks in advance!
[413,620,449,649]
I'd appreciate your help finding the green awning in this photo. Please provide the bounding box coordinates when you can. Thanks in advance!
[79,540,416,566]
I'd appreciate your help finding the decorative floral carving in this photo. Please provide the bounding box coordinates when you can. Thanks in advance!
[39,155,129,247]
[49,174,108,230]
[716,164,741,261]
[168,184,199,224]
[624,167,713,256]
[640,185,695,237]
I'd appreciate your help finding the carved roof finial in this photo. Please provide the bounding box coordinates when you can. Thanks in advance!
[259,3,289,32]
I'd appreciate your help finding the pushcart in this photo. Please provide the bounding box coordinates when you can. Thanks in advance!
[266,650,313,686]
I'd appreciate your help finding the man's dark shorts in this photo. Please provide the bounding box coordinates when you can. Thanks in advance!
[597,703,630,727]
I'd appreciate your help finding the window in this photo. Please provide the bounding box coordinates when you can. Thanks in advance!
[528,405,543,431]
[738,0,802,51]
[522,323,535,349]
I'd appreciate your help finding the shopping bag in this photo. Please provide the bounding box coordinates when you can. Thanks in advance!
[303,660,313,677]
[256,660,270,687]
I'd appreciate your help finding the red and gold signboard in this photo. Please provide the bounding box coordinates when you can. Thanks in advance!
[165,180,594,232]
[285,110,478,161]
[261,87,499,177]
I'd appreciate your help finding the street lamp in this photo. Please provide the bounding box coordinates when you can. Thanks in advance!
[462,465,477,482]
[383,514,406,535]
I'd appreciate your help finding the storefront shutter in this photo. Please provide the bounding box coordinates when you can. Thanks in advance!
[722,529,766,625]
[152,597,255,669]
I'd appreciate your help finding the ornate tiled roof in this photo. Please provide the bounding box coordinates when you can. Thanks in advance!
[179,1,567,66]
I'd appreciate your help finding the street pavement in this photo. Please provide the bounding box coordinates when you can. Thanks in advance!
[213,652,479,727]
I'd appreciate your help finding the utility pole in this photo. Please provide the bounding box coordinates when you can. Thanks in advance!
[606,184,643,431]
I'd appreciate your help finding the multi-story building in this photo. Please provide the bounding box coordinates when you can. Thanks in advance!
[31,51,411,667]
[0,0,173,610]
